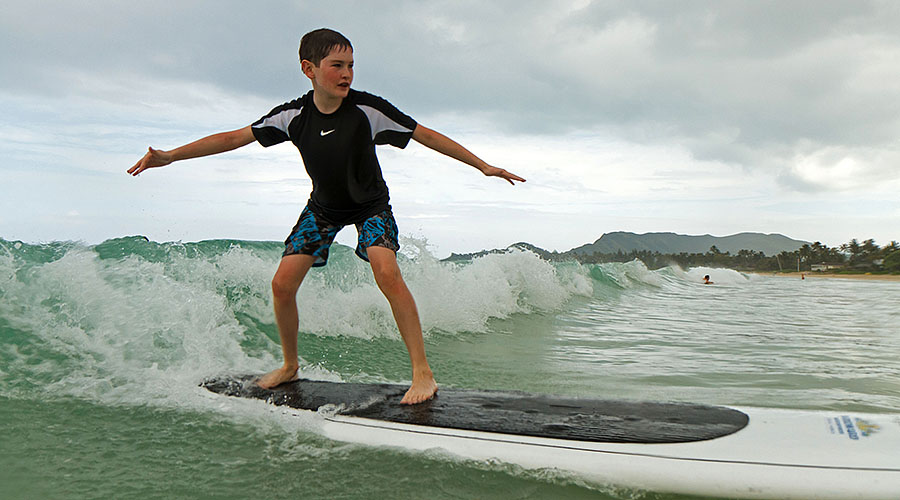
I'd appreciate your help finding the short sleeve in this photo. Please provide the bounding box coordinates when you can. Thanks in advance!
[251,98,304,147]
[353,92,418,149]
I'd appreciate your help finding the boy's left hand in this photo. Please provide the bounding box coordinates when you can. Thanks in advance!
[483,165,526,185]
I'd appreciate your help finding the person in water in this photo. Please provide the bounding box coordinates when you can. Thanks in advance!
[703,275,714,285]
[128,28,525,404]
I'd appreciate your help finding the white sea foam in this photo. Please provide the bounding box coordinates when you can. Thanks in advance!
[0,238,595,411]
[295,241,594,338]
[1,246,269,411]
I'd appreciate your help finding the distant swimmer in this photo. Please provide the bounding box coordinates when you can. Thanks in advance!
[703,275,714,285]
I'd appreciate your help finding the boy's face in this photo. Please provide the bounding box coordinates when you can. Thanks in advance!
[303,46,354,100]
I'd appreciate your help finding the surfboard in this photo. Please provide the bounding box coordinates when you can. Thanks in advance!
[201,375,900,499]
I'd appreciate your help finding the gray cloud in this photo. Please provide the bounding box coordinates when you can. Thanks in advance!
[2,0,899,194]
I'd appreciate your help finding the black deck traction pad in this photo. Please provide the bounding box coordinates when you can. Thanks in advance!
[201,375,749,444]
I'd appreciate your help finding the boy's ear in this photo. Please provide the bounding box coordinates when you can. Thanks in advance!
[300,59,316,80]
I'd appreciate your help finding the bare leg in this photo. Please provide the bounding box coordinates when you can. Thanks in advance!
[366,246,438,404]
[257,253,317,389]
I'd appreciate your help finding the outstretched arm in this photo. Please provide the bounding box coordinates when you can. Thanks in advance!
[128,126,256,176]
[411,124,525,185]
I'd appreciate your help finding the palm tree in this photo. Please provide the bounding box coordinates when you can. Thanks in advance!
[799,244,812,270]
[881,241,900,257]
[861,239,879,259]
[842,239,862,265]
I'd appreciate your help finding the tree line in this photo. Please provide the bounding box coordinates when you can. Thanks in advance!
[559,238,900,273]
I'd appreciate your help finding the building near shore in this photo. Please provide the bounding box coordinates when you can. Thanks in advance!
[810,264,842,272]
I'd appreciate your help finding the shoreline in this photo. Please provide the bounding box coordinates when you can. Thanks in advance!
[755,271,900,282]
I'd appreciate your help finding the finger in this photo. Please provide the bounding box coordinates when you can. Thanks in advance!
[501,171,526,184]
[127,159,143,175]
[131,159,148,176]
[128,155,146,174]
[506,170,525,182]
[128,150,150,175]
[495,174,513,185]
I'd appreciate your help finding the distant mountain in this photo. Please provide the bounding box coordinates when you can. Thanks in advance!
[442,232,809,263]
[569,232,808,256]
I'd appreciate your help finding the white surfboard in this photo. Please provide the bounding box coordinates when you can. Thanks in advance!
[202,375,900,499]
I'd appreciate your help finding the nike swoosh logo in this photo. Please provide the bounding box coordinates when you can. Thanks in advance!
[320,129,335,136]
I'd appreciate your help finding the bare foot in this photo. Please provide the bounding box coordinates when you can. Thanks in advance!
[400,371,438,405]
[256,365,299,389]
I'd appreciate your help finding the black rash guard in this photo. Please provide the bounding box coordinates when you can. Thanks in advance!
[251,89,417,224]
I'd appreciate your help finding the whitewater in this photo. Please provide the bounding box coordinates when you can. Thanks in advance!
[1,236,898,499]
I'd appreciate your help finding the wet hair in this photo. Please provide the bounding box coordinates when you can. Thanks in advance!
[299,28,353,66]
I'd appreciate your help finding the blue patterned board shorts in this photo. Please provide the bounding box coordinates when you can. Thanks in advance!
[283,206,400,267]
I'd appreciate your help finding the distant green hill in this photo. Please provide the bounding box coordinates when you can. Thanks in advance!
[570,231,808,256]
[443,232,809,262]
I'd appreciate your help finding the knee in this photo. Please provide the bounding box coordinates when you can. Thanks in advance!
[271,274,299,301]
[372,264,405,297]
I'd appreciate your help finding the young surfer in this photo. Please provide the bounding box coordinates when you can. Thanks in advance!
[128,28,525,404]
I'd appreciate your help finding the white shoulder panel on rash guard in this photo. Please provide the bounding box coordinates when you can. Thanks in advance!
[356,104,415,142]
[253,106,304,135]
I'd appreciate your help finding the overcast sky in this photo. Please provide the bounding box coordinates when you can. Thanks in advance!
[2,1,898,256]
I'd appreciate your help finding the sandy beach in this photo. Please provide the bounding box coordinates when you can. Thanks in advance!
[758,272,900,282]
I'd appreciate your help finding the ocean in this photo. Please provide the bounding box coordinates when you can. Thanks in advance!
[1,236,898,499]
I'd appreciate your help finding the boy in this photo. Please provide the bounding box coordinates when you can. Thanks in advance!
[128,28,524,404]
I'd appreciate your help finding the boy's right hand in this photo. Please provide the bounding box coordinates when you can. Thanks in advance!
[128,147,173,176]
